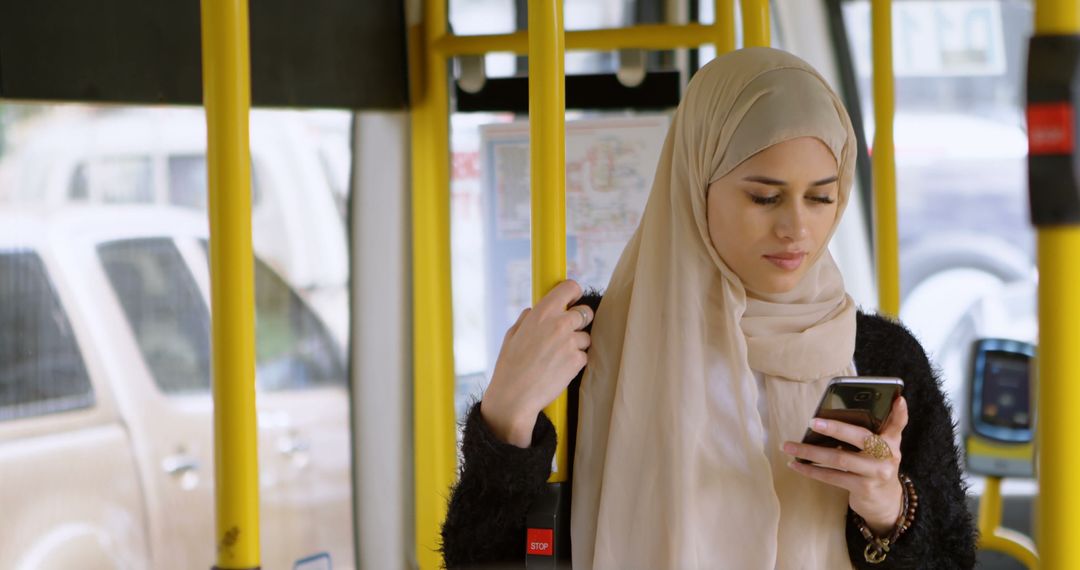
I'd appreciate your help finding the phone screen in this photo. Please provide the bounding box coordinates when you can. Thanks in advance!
[798,378,903,461]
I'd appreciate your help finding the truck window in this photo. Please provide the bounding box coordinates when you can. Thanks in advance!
[167,154,263,211]
[0,251,95,421]
[99,238,212,395]
[71,156,155,204]
[253,258,346,390]
[195,239,346,391]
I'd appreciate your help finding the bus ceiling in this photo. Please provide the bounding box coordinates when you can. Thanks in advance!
[0,0,407,109]
[0,0,719,114]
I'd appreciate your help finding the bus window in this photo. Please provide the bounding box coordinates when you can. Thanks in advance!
[840,0,1036,408]
[0,101,356,569]
[839,4,1038,554]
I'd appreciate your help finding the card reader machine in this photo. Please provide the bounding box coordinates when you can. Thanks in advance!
[965,338,1036,478]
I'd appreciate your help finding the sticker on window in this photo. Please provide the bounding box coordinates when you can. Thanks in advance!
[294,552,332,570]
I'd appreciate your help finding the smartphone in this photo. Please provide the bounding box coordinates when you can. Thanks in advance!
[796,377,904,464]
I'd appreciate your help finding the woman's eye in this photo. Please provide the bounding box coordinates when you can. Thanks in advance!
[809,195,836,205]
[750,194,780,205]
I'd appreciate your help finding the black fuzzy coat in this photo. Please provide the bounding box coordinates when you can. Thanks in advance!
[441,293,977,569]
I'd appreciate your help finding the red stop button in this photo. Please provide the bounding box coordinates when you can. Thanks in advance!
[527,528,554,556]
[1028,102,1075,155]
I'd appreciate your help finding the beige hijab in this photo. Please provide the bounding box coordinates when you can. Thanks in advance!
[571,48,859,569]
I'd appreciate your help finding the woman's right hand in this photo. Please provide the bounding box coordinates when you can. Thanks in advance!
[481,280,594,448]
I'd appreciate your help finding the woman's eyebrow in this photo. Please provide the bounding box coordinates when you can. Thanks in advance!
[811,175,839,186]
[742,175,839,187]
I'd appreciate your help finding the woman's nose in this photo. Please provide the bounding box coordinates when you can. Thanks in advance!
[774,203,809,241]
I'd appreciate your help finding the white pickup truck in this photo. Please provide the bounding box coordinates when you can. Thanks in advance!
[0,207,354,569]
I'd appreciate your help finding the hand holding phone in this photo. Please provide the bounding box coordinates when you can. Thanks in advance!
[797,377,904,464]
[783,377,909,534]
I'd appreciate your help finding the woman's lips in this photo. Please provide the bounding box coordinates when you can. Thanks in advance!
[763,252,806,271]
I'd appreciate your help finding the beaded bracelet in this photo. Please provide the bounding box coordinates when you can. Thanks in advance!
[851,472,918,564]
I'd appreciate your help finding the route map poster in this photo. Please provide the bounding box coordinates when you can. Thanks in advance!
[480,115,669,370]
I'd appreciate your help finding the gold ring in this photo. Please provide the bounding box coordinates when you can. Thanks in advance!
[862,434,893,460]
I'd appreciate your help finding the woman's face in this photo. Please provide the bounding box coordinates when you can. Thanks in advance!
[707,137,840,295]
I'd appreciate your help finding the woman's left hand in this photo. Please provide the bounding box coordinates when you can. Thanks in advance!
[782,396,909,535]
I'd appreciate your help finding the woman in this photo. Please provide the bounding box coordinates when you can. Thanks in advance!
[442,47,976,569]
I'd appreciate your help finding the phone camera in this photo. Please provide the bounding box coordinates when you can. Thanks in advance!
[855,391,872,402]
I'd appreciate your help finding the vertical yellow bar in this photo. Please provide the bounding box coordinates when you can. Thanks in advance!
[977,476,1004,536]
[871,0,899,317]
[1037,227,1080,567]
[529,0,569,483]
[409,0,456,568]
[977,477,1038,568]
[715,0,736,54]
[1035,0,1080,33]
[1018,2,1077,566]
[740,0,770,48]
[199,1,260,568]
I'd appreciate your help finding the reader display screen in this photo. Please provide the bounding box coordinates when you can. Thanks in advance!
[981,351,1031,430]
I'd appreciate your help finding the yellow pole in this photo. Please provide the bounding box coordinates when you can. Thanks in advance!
[434,24,722,55]
[740,0,770,48]
[715,0,736,54]
[871,0,899,317]
[409,0,456,568]
[977,478,1038,569]
[1030,0,1080,557]
[977,477,1004,543]
[1035,0,1080,32]
[199,1,260,568]
[529,0,569,483]
[1037,225,1080,567]
[1029,3,1080,564]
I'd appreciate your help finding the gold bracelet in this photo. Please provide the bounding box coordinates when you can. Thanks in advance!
[852,473,918,564]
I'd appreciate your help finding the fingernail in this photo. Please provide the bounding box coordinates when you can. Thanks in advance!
[782,442,796,454]
[811,419,827,431]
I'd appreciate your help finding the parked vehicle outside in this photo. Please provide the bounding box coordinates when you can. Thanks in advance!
[0,107,350,344]
[0,206,354,570]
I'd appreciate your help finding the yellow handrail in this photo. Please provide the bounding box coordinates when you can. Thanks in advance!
[716,0,736,54]
[740,0,770,48]
[435,24,722,56]
[1036,227,1080,568]
[1033,0,1080,566]
[529,0,569,483]
[1035,0,1080,32]
[199,0,260,568]
[977,478,1038,568]
[871,0,899,317]
[410,0,457,569]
